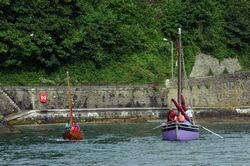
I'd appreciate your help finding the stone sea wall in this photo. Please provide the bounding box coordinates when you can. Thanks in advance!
[16,85,166,109]
[7,108,167,125]
[167,71,250,108]
[0,85,167,120]
[0,71,250,125]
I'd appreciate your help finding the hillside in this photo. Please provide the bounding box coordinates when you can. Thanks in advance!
[0,0,249,85]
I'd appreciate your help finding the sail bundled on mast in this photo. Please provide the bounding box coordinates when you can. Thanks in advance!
[63,72,84,141]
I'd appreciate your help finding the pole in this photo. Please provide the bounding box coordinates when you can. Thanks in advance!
[177,28,182,105]
[67,71,73,128]
[177,28,182,118]
[171,41,174,80]
[163,38,174,80]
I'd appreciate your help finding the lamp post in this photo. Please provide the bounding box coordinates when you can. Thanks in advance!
[163,38,174,80]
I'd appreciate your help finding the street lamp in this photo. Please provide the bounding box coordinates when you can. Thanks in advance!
[163,38,174,80]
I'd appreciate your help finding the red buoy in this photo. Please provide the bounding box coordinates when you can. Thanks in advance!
[40,93,47,103]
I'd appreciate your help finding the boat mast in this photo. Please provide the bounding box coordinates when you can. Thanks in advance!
[177,28,182,108]
[67,71,73,128]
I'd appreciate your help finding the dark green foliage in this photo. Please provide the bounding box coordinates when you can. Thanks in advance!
[224,0,250,52]
[0,0,249,85]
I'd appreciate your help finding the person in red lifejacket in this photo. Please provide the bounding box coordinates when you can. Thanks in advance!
[167,109,178,122]
[71,121,80,132]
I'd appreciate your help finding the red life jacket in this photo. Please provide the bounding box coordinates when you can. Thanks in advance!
[168,111,177,121]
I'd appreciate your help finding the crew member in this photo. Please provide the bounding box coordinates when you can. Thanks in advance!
[186,106,194,123]
[72,121,80,132]
[64,121,70,131]
[167,109,177,122]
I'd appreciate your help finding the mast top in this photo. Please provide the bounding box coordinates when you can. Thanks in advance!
[177,28,182,105]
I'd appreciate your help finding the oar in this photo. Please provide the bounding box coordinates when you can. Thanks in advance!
[199,125,223,138]
[152,124,163,130]
[137,124,163,134]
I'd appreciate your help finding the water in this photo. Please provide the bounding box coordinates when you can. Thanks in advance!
[0,123,249,166]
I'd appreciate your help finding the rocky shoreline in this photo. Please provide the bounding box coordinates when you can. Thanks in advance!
[0,107,249,134]
[0,120,20,133]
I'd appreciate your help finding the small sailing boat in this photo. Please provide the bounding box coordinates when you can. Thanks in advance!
[63,72,84,140]
[161,28,199,141]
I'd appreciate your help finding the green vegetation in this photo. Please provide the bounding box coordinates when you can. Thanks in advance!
[189,86,193,92]
[223,68,229,74]
[205,83,210,89]
[208,68,214,76]
[0,0,249,85]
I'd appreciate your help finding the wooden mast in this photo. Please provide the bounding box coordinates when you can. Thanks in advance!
[67,71,73,128]
[177,28,182,116]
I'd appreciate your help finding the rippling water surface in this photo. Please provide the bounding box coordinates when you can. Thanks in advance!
[0,123,249,166]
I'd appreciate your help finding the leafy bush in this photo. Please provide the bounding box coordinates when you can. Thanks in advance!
[0,0,249,85]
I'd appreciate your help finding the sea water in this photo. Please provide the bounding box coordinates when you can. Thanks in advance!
[0,123,249,166]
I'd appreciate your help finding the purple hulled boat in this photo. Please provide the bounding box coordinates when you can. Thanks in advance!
[162,121,199,141]
[162,28,199,141]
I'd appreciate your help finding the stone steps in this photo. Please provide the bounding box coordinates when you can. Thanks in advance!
[5,110,34,121]
[0,88,22,113]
